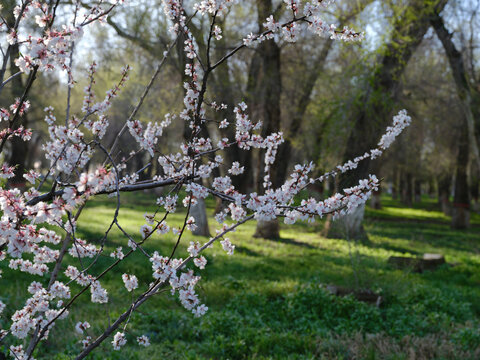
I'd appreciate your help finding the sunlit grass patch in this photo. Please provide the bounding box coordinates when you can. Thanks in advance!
[1,192,480,359]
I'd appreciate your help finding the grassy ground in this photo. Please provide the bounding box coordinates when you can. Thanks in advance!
[1,193,480,359]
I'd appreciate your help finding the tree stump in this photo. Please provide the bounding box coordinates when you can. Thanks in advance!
[421,253,446,271]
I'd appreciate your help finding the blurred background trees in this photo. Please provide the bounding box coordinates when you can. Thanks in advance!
[3,0,479,235]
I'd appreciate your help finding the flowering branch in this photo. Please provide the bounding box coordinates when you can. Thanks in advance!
[0,1,411,359]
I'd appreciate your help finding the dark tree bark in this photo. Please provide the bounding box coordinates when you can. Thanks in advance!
[401,172,413,206]
[275,0,374,188]
[326,0,447,239]
[451,124,470,229]
[438,173,452,215]
[471,161,479,212]
[431,13,480,175]
[211,19,253,194]
[431,12,479,228]
[471,177,479,212]
[427,177,436,198]
[176,22,212,237]
[108,13,214,236]
[370,189,382,209]
[327,176,336,197]
[5,6,29,189]
[414,178,422,203]
[252,0,282,239]
[274,38,334,186]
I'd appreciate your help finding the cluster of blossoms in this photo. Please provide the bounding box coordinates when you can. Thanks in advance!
[42,64,130,176]
[75,321,90,334]
[148,252,208,316]
[110,332,151,350]
[112,331,126,350]
[0,0,411,358]
[9,282,70,341]
[127,113,173,156]
[244,0,363,46]
[12,25,83,74]
[122,274,138,292]
[194,0,238,15]
[0,98,33,143]
[3,0,121,75]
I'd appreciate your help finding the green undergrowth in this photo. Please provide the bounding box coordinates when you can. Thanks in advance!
[1,193,479,359]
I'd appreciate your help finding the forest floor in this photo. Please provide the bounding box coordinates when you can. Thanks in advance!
[1,193,480,359]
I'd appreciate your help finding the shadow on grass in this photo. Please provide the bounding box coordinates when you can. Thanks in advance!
[235,245,261,257]
[370,240,422,255]
[264,237,317,249]
[365,220,480,253]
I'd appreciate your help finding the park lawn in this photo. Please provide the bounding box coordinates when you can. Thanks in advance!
[1,192,480,359]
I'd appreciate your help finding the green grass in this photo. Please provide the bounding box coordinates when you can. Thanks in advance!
[1,193,480,359]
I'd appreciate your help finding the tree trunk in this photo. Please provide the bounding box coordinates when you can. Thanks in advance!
[451,124,470,229]
[401,172,413,206]
[438,174,452,215]
[253,219,280,239]
[431,14,480,176]
[370,189,382,209]
[327,176,336,196]
[471,176,479,212]
[274,38,334,186]
[106,10,216,235]
[7,42,29,189]
[324,204,367,240]
[191,198,211,237]
[211,18,252,193]
[252,0,282,239]
[414,179,422,203]
[3,0,29,189]
[275,0,374,188]
[326,0,447,239]
[427,177,436,198]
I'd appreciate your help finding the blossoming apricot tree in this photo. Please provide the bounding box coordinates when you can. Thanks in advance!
[0,0,411,358]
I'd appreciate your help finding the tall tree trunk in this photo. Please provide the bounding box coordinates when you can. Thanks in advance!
[252,0,282,239]
[6,21,29,188]
[177,28,212,236]
[414,178,422,203]
[431,14,480,175]
[370,189,382,209]
[471,161,479,212]
[327,176,336,197]
[275,0,374,187]
[274,39,334,186]
[326,0,447,239]
[471,177,479,212]
[452,123,470,229]
[438,174,452,215]
[401,172,413,206]
[211,19,253,194]
[191,198,211,236]
[427,177,436,198]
